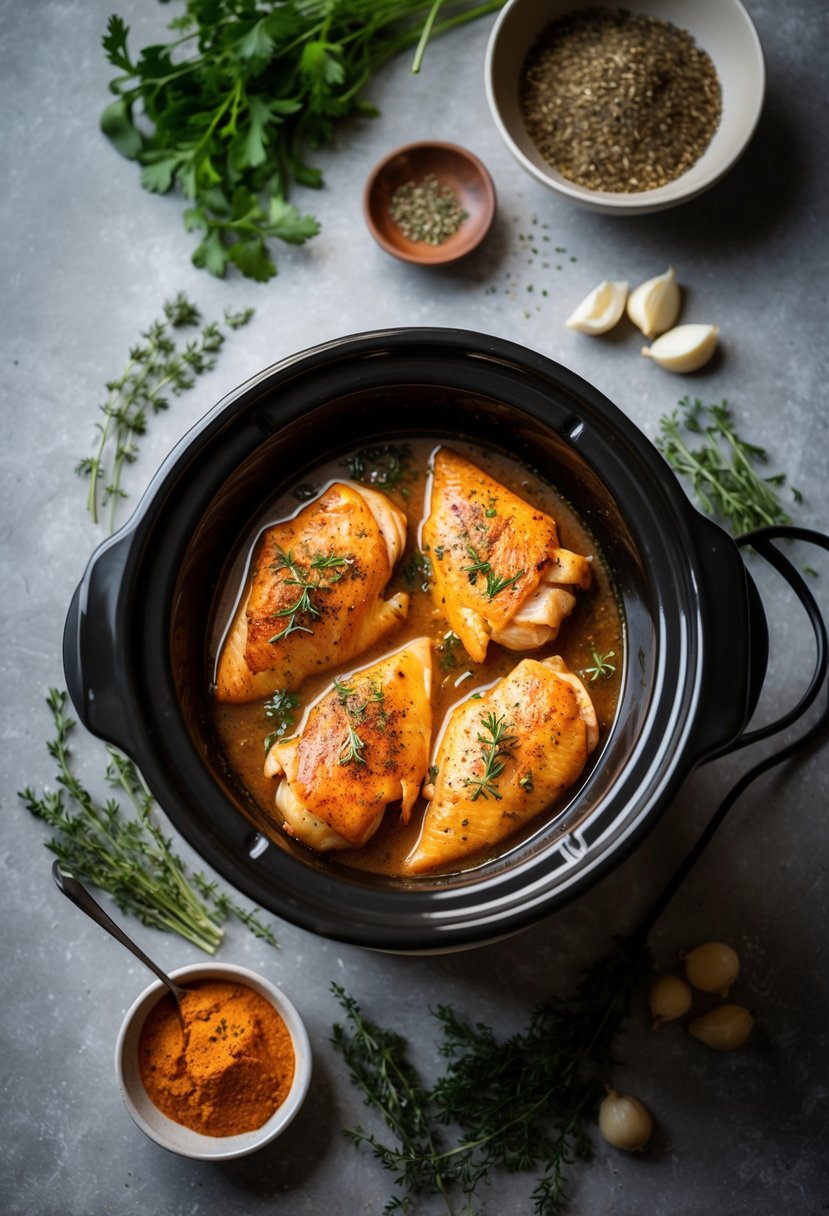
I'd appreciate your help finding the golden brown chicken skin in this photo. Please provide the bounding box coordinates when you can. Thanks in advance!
[405,656,598,874]
[264,638,433,852]
[421,447,592,663]
[214,482,408,702]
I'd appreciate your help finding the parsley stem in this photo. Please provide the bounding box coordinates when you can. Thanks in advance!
[411,0,446,73]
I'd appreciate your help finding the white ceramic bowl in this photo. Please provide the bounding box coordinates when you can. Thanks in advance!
[115,962,312,1160]
[484,0,765,214]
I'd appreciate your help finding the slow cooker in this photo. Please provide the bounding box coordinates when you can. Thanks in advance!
[63,328,792,951]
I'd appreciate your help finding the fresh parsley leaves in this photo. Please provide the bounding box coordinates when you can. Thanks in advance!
[100,2,506,281]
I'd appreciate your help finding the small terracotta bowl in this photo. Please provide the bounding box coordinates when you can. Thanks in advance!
[115,962,312,1160]
[363,141,496,264]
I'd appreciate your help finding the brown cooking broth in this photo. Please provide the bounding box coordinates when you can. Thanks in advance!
[209,438,623,877]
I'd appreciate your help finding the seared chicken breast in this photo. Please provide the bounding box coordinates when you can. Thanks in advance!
[215,482,408,702]
[264,638,433,852]
[405,656,598,874]
[421,448,592,663]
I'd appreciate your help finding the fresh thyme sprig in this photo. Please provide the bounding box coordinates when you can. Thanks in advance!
[20,690,276,954]
[485,568,525,598]
[333,676,387,765]
[331,936,651,1216]
[339,721,367,767]
[191,874,278,947]
[331,982,455,1213]
[656,396,801,535]
[464,710,517,802]
[461,544,491,584]
[461,545,524,599]
[76,293,253,532]
[583,649,616,683]
[268,548,349,641]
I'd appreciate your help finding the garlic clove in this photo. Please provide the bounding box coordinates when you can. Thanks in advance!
[689,1004,755,1051]
[681,941,740,997]
[599,1088,653,1151]
[566,280,628,335]
[648,973,693,1028]
[641,323,719,373]
[627,265,681,337]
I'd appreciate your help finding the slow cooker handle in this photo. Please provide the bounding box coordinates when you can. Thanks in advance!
[729,525,829,752]
[634,525,829,944]
[63,531,135,747]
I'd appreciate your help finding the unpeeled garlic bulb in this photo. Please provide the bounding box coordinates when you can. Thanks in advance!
[627,265,681,337]
[566,279,628,334]
[681,941,740,996]
[641,323,719,372]
[599,1088,653,1151]
[648,973,693,1028]
[689,1004,755,1051]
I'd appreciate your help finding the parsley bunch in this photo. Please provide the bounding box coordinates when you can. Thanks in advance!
[101,0,506,281]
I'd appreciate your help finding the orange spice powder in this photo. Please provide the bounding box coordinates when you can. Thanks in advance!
[138,979,296,1137]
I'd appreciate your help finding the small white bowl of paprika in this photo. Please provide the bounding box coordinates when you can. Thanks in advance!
[115,962,312,1160]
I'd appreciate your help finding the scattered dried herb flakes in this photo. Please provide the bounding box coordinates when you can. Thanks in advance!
[483,214,576,317]
[520,7,722,193]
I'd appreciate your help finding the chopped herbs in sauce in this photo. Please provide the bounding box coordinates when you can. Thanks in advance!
[263,689,301,751]
[402,548,432,592]
[344,443,414,493]
[437,632,462,671]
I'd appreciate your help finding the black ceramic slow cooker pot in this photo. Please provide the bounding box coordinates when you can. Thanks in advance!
[63,328,771,952]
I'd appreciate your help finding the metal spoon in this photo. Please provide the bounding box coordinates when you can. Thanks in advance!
[51,860,191,1019]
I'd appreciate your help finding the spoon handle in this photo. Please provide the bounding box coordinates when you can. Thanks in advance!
[51,860,188,1005]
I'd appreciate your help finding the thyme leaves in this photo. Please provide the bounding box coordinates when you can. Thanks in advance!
[331,936,650,1215]
[583,649,617,683]
[339,721,367,767]
[657,397,801,535]
[464,710,517,802]
[20,691,276,953]
[77,293,253,532]
[461,545,525,600]
[485,568,526,598]
[333,676,387,767]
[268,548,350,642]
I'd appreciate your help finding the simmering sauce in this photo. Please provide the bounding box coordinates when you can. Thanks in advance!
[209,438,623,876]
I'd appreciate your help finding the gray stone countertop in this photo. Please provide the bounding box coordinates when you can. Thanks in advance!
[2,2,827,1213]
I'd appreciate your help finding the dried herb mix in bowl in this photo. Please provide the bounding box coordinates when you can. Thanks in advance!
[389,174,469,245]
[519,7,722,193]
